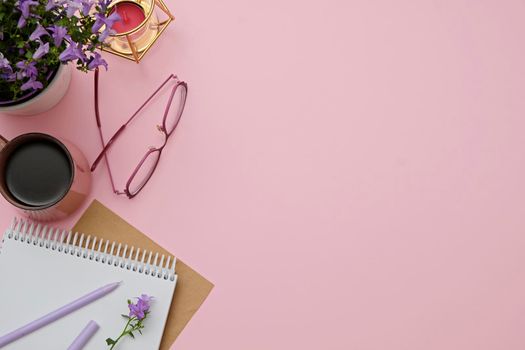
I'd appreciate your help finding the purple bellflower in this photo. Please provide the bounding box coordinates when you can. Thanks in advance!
[87,52,108,70]
[29,24,49,41]
[45,0,61,11]
[48,25,68,47]
[92,11,121,41]
[21,77,43,90]
[0,52,14,80]
[58,42,86,62]
[65,0,83,17]
[16,0,39,28]
[15,60,38,79]
[0,53,10,71]
[81,0,94,16]
[33,42,49,59]
[106,294,153,349]
[128,294,152,320]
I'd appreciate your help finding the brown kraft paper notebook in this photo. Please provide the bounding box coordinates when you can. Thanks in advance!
[73,200,214,349]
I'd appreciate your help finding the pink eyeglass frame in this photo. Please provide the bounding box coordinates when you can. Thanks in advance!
[91,68,188,198]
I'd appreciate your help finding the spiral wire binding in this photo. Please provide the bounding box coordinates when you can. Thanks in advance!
[1,218,177,281]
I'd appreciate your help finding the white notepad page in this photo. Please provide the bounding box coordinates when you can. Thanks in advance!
[0,220,177,350]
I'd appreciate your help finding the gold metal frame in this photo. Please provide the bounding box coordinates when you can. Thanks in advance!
[101,0,174,63]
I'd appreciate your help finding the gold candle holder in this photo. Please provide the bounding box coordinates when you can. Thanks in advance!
[102,0,174,63]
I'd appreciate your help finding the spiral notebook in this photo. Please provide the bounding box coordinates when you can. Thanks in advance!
[0,218,178,349]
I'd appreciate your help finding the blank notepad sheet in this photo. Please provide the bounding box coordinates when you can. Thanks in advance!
[0,220,177,349]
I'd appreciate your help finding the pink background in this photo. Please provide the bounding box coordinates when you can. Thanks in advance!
[2,0,525,348]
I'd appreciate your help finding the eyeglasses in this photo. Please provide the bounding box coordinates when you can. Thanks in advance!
[91,68,188,198]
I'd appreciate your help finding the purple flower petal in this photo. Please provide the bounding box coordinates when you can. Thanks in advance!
[92,12,121,34]
[99,0,112,12]
[98,28,111,42]
[15,60,38,79]
[48,25,68,47]
[127,294,152,320]
[45,0,56,10]
[87,52,108,70]
[91,13,105,33]
[33,42,49,59]
[17,16,27,28]
[16,0,38,28]
[59,42,86,63]
[46,0,66,10]
[17,0,38,18]
[21,78,43,91]
[29,24,50,41]
[0,53,13,81]
[105,11,122,30]
[0,53,10,70]
[65,0,83,17]
[81,0,93,16]
[138,294,152,309]
[128,302,145,319]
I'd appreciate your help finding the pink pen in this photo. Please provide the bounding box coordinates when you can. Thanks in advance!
[0,282,120,348]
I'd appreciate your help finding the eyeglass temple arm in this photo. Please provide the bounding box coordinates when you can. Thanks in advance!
[120,73,178,126]
[91,69,121,196]
[91,69,178,172]
[91,124,127,171]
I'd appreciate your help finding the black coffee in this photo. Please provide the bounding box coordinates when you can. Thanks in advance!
[5,139,72,207]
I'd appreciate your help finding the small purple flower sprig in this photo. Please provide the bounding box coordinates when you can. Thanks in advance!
[106,294,153,349]
[0,0,120,101]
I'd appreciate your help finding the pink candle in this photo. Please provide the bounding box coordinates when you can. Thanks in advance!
[110,2,146,33]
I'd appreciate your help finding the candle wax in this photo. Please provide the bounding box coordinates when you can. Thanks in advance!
[110,2,146,33]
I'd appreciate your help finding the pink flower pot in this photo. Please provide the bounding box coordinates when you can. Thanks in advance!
[0,63,72,116]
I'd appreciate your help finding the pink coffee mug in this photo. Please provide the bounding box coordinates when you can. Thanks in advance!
[0,133,91,221]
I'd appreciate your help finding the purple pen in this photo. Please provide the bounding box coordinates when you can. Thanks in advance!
[0,282,121,348]
[68,321,99,350]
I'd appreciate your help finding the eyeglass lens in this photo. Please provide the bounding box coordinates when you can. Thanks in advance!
[164,84,187,135]
[127,149,162,196]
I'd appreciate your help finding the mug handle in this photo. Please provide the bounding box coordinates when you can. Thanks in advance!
[0,135,7,150]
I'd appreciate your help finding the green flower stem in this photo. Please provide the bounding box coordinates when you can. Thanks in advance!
[108,317,135,350]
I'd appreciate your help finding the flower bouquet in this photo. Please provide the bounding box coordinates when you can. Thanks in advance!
[0,0,120,114]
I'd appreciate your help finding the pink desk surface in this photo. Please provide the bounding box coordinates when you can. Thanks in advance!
[1,1,525,349]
